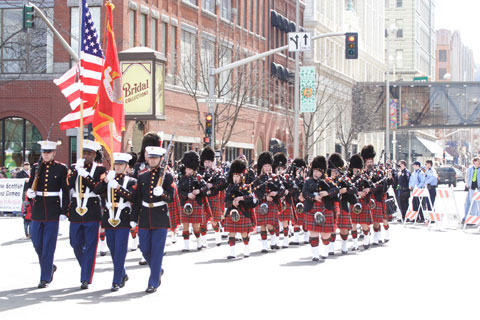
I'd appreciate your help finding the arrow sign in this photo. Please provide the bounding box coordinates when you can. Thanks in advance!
[197,98,225,103]
[288,32,311,52]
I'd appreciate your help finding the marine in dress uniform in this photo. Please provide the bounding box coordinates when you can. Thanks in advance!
[26,140,69,288]
[95,153,137,291]
[66,140,106,289]
[131,146,174,293]
[223,159,258,259]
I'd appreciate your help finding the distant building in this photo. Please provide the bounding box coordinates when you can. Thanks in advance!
[436,29,475,81]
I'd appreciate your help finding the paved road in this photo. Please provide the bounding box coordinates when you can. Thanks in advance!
[1,208,479,319]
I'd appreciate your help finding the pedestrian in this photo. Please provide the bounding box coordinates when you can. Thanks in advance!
[26,140,69,288]
[22,194,32,238]
[397,160,410,221]
[463,157,480,223]
[409,161,426,222]
[424,160,438,210]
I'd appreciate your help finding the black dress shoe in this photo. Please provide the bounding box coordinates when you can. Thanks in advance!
[38,280,48,289]
[227,255,235,259]
[261,249,268,253]
[120,275,129,288]
[80,281,89,290]
[363,245,370,250]
[161,269,164,276]
[139,260,148,266]
[328,252,335,256]
[303,241,309,245]
[145,286,157,294]
[341,250,348,255]
[111,284,120,292]
[312,257,319,262]
[50,264,57,283]
[290,241,299,246]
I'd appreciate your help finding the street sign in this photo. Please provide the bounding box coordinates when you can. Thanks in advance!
[288,32,311,52]
[413,76,428,82]
[197,98,225,103]
[300,66,316,113]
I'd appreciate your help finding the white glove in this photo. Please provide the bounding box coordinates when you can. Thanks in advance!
[109,180,119,189]
[26,188,36,199]
[77,167,89,178]
[106,170,116,182]
[106,202,113,210]
[59,214,67,222]
[130,221,137,229]
[76,158,85,168]
[153,186,163,196]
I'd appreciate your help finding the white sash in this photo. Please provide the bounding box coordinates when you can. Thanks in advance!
[75,162,97,212]
[107,176,130,227]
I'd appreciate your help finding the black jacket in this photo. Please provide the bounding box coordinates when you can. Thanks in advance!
[302,177,336,212]
[177,174,208,206]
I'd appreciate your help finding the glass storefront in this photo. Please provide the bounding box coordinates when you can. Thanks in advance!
[0,117,42,169]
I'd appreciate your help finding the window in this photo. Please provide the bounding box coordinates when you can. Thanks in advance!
[396,29,403,38]
[170,25,177,78]
[201,38,214,91]
[260,0,265,36]
[395,19,403,38]
[151,18,157,50]
[439,50,447,62]
[185,0,198,5]
[0,117,42,167]
[256,0,260,34]
[140,14,147,46]
[221,0,232,21]
[181,29,197,85]
[396,0,402,7]
[225,147,240,161]
[161,22,167,55]
[396,49,403,68]
[249,0,254,31]
[129,9,136,48]
[439,68,447,80]
[203,0,215,12]
[243,0,247,29]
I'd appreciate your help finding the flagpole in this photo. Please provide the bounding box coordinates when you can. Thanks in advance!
[78,0,84,198]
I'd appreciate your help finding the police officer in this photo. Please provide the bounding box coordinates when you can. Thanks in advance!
[131,146,174,293]
[409,161,426,222]
[397,160,411,221]
[26,140,69,288]
[425,160,438,209]
[67,140,106,289]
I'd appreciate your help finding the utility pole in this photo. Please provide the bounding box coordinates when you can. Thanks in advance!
[293,0,300,158]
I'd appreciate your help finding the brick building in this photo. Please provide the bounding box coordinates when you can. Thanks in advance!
[0,0,304,168]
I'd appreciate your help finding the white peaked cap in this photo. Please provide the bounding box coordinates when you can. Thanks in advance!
[38,140,58,151]
[83,140,101,152]
[113,152,132,163]
[146,146,166,157]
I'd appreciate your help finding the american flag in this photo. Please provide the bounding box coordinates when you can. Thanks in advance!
[56,0,103,130]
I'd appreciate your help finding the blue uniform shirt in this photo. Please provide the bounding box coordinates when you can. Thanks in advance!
[425,168,438,186]
[409,169,425,189]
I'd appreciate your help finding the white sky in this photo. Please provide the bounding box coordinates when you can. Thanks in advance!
[435,0,480,63]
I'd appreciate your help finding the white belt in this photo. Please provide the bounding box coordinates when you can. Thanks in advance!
[72,192,100,199]
[36,191,60,197]
[142,201,167,208]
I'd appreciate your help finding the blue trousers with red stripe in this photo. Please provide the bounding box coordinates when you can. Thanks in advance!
[69,221,100,283]
[30,220,59,282]
[105,228,129,285]
[139,228,167,288]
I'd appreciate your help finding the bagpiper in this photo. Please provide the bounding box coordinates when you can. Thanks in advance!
[223,159,257,259]
[26,140,69,288]
[95,152,136,291]
[348,154,366,251]
[357,145,375,249]
[290,158,309,245]
[66,140,106,289]
[131,146,174,293]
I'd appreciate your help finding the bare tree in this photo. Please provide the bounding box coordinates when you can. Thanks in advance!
[176,28,261,151]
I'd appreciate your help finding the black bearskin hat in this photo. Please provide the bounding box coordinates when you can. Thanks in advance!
[227,159,247,184]
[349,154,364,169]
[310,156,327,176]
[127,152,137,168]
[360,144,376,161]
[273,152,288,171]
[138,132,161,163]
[181,151,200,170]
[256,151,273,175]
[292,158,306,168]
[200,146,215,165]
[328,153,344,169]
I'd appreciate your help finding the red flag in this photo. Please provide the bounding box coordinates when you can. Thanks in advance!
[92,2,124,159]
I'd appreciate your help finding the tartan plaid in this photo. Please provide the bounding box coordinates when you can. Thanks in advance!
[371,198,385,223]
[337,208,353,230]
[303,201,335,233]
[208,193,224,222]
[293,202,305,227]
[168,186,182,229]
[350,197,373,225]
[224,211,255,233]
[279,202,294,222]
[180,200,205,224]
[256,201,280,228]
[382,194,393,221]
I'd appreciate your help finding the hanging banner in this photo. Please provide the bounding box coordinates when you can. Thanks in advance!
[300,66,316,113]
[0,179,25,212]
[389,98,398,129]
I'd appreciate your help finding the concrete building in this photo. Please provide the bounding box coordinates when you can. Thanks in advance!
[436,29,474,81]
[385,0,436,81]
[303,0,386,161]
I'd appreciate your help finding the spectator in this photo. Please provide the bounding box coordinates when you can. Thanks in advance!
[424,160,438,209]
[409,161,426,222]
[397,160,410,221]
[463,157,480,223]
[22,195,32,238]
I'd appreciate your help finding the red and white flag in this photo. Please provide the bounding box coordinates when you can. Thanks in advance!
[56,0,103,130]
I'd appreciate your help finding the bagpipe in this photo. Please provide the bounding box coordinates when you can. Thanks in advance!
[350,169,377,210]
[254,173,284,215]
[183,174,213,217]
[225,181,253,223]
[330,169,364,214]
[202,167,224,185]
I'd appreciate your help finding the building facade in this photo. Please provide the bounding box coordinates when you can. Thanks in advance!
[436,29,474,81]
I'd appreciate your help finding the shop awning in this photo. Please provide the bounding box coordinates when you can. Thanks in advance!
[417,137,453,160]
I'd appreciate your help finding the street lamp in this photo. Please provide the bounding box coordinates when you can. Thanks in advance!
[385,23,398,163]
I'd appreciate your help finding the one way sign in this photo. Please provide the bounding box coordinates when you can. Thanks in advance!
[288,32,311,52]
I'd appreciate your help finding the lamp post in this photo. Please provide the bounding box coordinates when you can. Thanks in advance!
[385,24,398,163]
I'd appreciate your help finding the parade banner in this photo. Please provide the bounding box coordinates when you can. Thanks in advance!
[389,98,398,129]
[0,179,25,212]
[300,66,316,113]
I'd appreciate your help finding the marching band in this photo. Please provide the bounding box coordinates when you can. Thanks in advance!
[25,132,395,293]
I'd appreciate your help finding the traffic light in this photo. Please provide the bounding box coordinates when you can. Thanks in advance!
[203,136,211,146]
[23,5,35,30]
[205,113,213,136]
[345,32,358,59]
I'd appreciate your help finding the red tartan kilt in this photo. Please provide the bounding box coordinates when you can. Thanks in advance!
[224,214,255,233]
[337,209,352,230]
[279,203,294,222]
[350,197,373,225]
[208,194,224,222]
[180,200,205,224]
[294,202,305,226]
[371,199,385,223]
[303,202,334,233]
[255,202,280,227]
[168,190,181,229]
